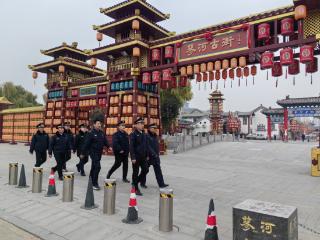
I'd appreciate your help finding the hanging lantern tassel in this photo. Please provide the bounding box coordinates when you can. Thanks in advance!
[211,81,213,89]
[231,80,232,88]
[216,81,219,90]
[253,76,255,85]
[246,78,248,86]
[293,76,295,86]
[285,68,288,79]
[311,74,313,85]
[267,70,269,80]
[238,78,240,87]
[276,78,278,88]
[224,80,226,88]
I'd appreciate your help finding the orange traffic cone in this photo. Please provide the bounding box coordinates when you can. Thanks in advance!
[45,171,58,197]
[204,199,219,240]
[122,187,143,224]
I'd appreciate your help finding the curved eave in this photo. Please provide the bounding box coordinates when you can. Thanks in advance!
[91,40,149,61]
[1,106,44,114]
[41,46,89,59]
[94,15,171,39]
[100,0,168,22]
[29,59,105,76]
[277,97,320,108]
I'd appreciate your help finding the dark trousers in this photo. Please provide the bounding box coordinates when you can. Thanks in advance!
[77,155,88,173]
[35,151,47,167]
[107,153,128,180]
[89,153,102,186]
[132,158,149,189]
[141,157,165,187]
[52,152,66,178]
[63,151,72,169]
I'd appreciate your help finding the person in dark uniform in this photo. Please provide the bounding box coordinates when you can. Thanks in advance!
[63,122,74,171]
[81,119,110,190]
[106,120,130,183]
[29,123,49,167]
[129,117,149,196]
[144,124,169,188]
[75,124,88,176]
[48,125,72,180]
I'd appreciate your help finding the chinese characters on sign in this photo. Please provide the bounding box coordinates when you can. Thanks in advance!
[179,30,248,61]
[239,215,278,239]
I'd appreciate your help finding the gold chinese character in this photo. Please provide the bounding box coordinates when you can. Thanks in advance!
[186,44,196,56]
[261,221,276,234]
[210,39,219,50]
[221,36,235,48]
[240,216,255,232]
[198,42,208,52]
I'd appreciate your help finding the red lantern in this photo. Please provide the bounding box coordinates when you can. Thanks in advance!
[260,51,274,69]
[300,45,314,64]
[209,71,214,81]
[281,18,294,36]
[251,65,257,85]
[32,71,38,79]
[280,48,294,66]
[162,69,172,81]
[258,23,270,40]
[179,77,188,87]
[164,46,174,59]
[215,71,220,81]
[222,69,228,80]
[171,77,177,88]
[236,68,243,78]
[229,69,234,79]
[288,59,300,75]
[152,49,161,62]
[152,71,161,83]
[142,72,151,84]
[96,32,103,42]
[306,57,318,73]
[272,62,283,77]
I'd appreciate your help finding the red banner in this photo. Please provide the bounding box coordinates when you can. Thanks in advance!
[179,30,249,61]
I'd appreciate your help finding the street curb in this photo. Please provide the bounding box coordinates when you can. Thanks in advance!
[0,209,67,240]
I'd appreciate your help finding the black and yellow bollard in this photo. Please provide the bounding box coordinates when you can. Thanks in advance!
[311,147,320,177]
[8,163,18,185]
[32,167,43,193]
[62,172,74,202]
[103,179,116,215]
[159,188,174,232]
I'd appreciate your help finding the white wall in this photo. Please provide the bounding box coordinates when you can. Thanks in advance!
[251,109,268,134]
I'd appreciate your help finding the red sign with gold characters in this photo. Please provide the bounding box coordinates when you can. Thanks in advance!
[179,30,249,61]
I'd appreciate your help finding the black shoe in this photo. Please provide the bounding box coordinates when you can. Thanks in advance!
[140,184,148,189]
[93,185,101,191]
[106,174,110,179]
[136,188,143,196]
[122,179,130,183]
[59,176,63,181]
[81,172,86,176]
[159,184,169,188]
[76,164,80,173]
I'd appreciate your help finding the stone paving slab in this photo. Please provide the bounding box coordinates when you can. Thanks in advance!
[0,141,319,239]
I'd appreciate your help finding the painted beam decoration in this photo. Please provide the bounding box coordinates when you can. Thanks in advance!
[288,107,320,117]
[179,29,249,61]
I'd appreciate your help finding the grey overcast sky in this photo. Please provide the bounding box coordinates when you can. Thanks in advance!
[0,0,319,111]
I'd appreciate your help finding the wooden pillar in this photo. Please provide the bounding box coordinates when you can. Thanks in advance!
[0,113,3,143]
[283,108,289,142]
[267,115,272,141]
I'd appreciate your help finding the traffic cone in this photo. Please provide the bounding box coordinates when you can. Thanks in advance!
[122,187,143,224]
[45,171,58,197]
[81,177,98,210]
[16,164,28,188]
[204,199,219,240]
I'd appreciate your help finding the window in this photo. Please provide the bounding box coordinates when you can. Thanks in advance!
[243,117,247,125]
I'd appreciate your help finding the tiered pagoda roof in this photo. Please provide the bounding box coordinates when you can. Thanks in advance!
[30,42,105,76]
[99,0,169,22]
[277,96,320,107]
[0,97,13,106]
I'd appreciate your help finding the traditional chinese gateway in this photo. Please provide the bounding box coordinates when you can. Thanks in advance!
[0,0,320,144]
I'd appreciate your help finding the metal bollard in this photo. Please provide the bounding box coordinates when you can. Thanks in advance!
[8,163,18,185]
[103,179,116,215]
[159,188,173,232]
[62,172,74,202]
[32,167,43,193]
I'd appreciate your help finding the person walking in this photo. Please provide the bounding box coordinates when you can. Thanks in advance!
[142,124,169,188]
[63,122,74,171]
[106,120,130,183]
[75,124,89,176]
[81,119,110,190]
[29,123,49,167]
[48,125,72,180]
[129,117,149,196]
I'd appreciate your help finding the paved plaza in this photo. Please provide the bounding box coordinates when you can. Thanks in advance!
[0,141,319,240]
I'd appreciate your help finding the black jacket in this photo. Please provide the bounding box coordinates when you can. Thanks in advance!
[82,128,110,156]
[74,131,87,156]
[29,131,49,153]
[48,132,71,155]
[147,131,159,159]
[65,129,75,151]
[129,129,148,161]
[112,130,129,156]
